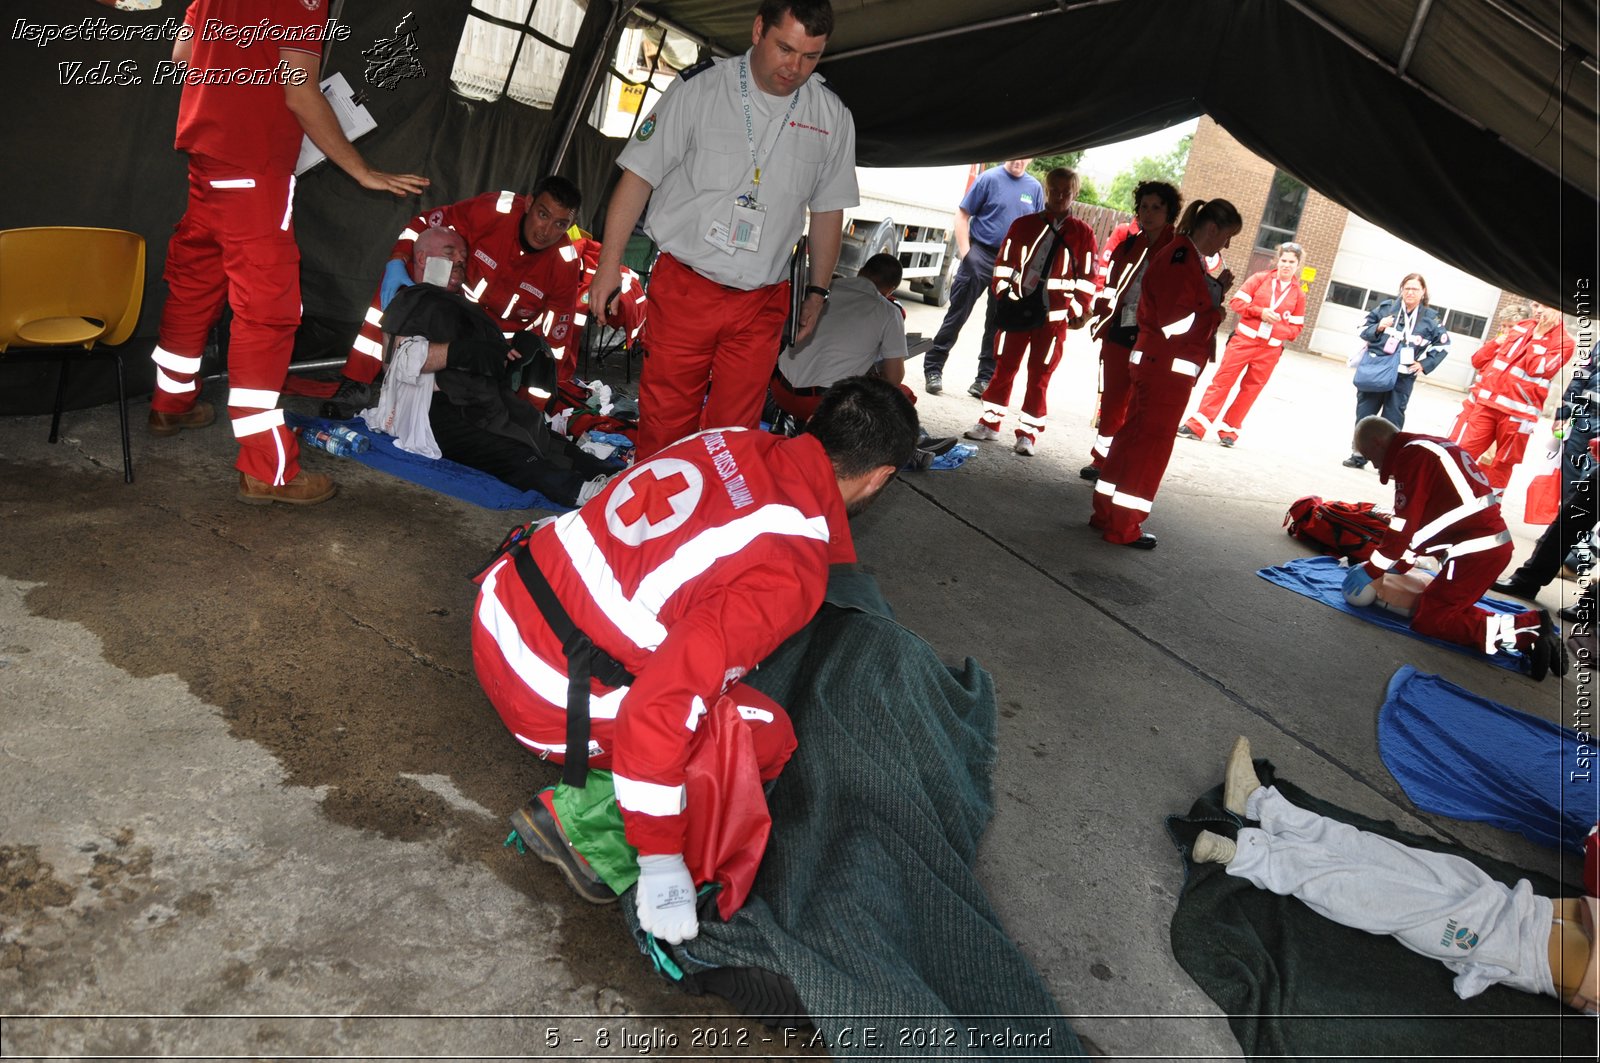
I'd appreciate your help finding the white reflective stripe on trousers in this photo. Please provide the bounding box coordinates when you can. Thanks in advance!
[613,774,686,817]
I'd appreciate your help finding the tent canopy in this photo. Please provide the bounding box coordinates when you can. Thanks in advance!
[636,0,1597,307]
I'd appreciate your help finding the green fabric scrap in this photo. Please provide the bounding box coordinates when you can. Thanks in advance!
[550,771,639,894]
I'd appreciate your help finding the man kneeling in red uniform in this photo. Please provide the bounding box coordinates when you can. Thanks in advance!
[1341,416,1567,679]
[472,377,918,944]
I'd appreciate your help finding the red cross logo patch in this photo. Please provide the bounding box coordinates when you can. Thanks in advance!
[605,458,702,544]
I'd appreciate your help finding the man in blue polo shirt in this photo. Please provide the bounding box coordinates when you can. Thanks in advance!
[922,160,1042,398]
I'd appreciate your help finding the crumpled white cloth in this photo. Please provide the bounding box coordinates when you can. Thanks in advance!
[359,335,441,459]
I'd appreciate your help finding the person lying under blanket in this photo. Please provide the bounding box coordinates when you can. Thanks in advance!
[360,227,617,508]
[1192,736,1599,1013]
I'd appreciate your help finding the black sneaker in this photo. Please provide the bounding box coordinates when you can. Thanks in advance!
[1491,577,1541,600]
[508,792,618,905]
[924,370,944,395]
[1176,424,1199,440]
[1079,464,1100,481]
[1342,455,1367,468]
[1524,609,1555,682]
[320,376,373,420]
[967,379,989,398]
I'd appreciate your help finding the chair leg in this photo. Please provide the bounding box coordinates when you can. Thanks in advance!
[50,358,70,443]
[115,352,133,483]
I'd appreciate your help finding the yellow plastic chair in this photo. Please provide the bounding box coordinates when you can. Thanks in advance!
[0,227,146,482]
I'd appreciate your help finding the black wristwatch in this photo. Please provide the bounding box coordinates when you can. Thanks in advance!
[804,284,830,301]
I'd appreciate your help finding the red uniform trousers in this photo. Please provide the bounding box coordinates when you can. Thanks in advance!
[1184,335,1283,440]
[1456,405,1534,490]
[1090,338,1135,464]
[1091,353,1202,543]
[637,254,790,460]
[979,322,1068,441]
[152,158,302,485]
[1408,541,1539,653]
[769,372,825,425]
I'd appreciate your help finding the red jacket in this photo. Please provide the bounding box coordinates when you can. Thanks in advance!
[991,212,1098,324]
[1228,270,1306,347]
[1134,233,1225,371]
[473,429,854,854]
[1469,319,1575,423]
[367,190,581,357]
[1096,221,1140,286]
[1090,223,1174,342]
[1364,433,1509,577]
[572,236,647,347]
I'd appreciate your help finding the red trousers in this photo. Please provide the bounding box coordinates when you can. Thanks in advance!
[769,373,824,425]
[1456,405,1535,490]
[153,159,302,485]
[637,254,789,460]
[1091,353,1201,543]
[979,322,1067,440]
[1090,338,1134,463]
[1410,541,1539,654]
[1185,336,1283,440]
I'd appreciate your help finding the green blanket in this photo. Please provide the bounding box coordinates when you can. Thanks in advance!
[1167,764,1596,1060]
[623,571,1083,1060]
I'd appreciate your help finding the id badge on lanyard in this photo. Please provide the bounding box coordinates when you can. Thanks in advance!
[730,199,765,251]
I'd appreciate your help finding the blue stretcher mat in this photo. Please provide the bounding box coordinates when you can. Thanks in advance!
[1257,554,1530,674]
[1378,664,1597,855]
[285,412,564,512]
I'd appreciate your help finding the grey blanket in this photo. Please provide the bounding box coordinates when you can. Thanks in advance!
[623,571,1083,1061]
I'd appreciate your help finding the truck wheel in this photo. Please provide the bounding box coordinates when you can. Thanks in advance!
[865,219,899,261]
[923,236,959,306]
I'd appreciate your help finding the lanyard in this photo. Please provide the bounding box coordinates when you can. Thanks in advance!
[1394,303,1417,342]
[738,55,800,203]
[1267,278,1292,313]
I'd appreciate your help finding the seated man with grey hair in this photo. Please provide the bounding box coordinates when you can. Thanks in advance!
[361,226,615,508]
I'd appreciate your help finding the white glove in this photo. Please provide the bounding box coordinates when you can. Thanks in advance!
[635,853,698,944]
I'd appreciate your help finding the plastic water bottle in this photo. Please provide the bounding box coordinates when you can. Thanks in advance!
[299,425,370,457]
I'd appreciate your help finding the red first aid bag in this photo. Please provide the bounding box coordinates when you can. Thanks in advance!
[1284,495,1392,563]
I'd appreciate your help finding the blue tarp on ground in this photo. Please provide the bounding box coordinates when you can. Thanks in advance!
[285,411,562,511]
[1378,664,1597,855]
[1257,554,1531,673]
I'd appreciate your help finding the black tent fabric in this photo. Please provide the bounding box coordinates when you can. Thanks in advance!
[1166,764,1596,1060]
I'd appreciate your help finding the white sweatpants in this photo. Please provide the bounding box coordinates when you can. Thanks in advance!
[1230,786,1554,1000]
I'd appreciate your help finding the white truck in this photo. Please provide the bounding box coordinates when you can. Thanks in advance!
[835,164,978,306]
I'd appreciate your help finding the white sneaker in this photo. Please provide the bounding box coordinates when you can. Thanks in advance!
[1014,435,1036,456]
[963,423,1000,442]
[576,473,612,506]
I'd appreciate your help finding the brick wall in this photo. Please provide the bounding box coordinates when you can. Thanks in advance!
[1181,116,1349,341]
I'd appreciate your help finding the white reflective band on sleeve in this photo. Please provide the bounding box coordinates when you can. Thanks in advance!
[152,346,203,373]
[228,388,279,410]
[1110,490,1154,513]
[736,704,775,724]
[464,278,488,303]
[1047,278,1071,290]
[155,367,197,394]
[399,227,421,241]
[1442,529,1512,558]
[1389,517,1406,530]
[1161,313,1196,338]
[634,505,831,619]
[279,175,295,232]
[1268,338,1283,346]
[684,695,707,733]
[364,306,386,327]
[1074,277,1096,293]
[1476,388,1494,400]
[1371,551,1398,568]
[613,774,686,817]
[1286,315,1304,324]
[495,191,516,213]
[1491,359,1510,371]
[476,560,627,719]
[1171,361,1201,377]
[502,293,520,319]
[230,408,285,438]
[559,244,578,262]
[352,335,384,359]
[555,513,670,650]
[992,265,1016,279]
[207,178,256,188]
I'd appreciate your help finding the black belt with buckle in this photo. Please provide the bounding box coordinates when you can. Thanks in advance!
[774,369,827,398]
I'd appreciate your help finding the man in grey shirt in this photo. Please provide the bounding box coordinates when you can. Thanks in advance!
[771,253,909,423]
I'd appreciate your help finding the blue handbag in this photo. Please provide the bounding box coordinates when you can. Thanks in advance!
[1352,348,1399,391]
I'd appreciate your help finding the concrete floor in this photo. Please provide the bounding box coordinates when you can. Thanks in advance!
[0,305,1586,1059]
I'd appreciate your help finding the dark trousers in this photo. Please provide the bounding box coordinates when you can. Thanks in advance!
[924,243,1000,383]
[1347,375,1418,464]
[429,392,611,507]
[1510,465,1600,590]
